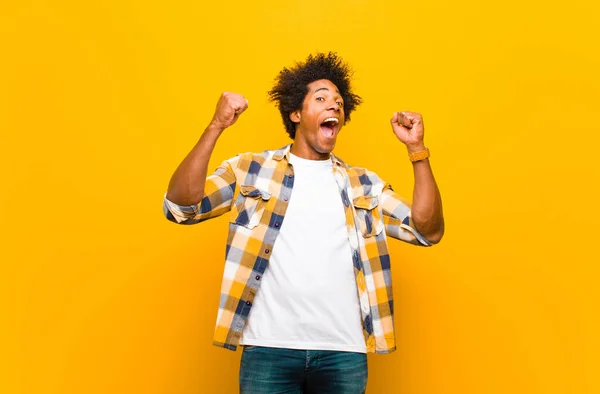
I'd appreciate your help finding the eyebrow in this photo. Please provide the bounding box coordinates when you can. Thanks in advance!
[313,87,341,95]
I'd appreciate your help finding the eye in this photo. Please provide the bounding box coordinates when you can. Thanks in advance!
[316,97,325,102]
[336,101,343,106]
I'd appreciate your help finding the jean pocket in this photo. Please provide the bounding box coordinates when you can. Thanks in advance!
[242,345,262,353]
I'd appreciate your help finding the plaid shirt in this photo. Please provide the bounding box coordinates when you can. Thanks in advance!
[163,144,431,354]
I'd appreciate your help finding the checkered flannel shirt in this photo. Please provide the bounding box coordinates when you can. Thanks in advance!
[163,144,432,354]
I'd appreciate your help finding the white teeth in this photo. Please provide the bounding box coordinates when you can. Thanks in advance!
[323,117,339,123]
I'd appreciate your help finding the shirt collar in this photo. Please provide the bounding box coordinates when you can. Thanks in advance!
[273,144,347,168]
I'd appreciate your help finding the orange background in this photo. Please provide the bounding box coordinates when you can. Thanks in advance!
[2,1,599,393]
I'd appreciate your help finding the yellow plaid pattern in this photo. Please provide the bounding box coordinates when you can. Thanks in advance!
[163,144,431,354]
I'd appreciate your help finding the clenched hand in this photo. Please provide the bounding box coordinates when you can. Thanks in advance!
[209,92,249,132]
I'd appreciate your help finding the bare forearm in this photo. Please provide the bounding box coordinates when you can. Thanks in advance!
[166,92,248,206]
[166,124,222,206]
[390,111,444,244]
[411,155,444,244]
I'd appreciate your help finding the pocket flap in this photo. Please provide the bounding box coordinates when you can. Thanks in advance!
[240,185,271,200]
[353,195,379,210]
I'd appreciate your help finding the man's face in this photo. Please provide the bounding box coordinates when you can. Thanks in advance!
[290,79,345,160]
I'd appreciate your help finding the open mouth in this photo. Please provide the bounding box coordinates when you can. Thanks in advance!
[320,117,339,138]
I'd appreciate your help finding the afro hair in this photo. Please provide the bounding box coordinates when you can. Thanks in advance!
[268,52,362,139]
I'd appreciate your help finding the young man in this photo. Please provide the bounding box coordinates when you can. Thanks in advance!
[164,53,444,393]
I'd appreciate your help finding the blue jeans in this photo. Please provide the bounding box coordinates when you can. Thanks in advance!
[239,346,368,393]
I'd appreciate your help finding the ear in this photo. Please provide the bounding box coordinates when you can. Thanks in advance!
[289,110,301,123]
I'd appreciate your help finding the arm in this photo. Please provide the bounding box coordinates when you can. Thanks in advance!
[390,111,445,244]
[166,92,248,206]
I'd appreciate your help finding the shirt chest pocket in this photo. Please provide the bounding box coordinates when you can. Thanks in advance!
[230,185,271,229]
[353,195,384,237]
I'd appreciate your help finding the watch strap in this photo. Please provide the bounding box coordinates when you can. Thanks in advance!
[408,148,430,162]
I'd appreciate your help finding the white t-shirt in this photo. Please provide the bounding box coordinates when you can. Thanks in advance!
[239,153,366,353]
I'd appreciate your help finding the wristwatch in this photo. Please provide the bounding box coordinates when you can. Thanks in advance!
[408,148,430,162]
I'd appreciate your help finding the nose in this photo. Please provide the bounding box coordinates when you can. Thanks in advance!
[328,100,341,112]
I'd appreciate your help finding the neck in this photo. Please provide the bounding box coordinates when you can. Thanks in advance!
[289,140,331,161]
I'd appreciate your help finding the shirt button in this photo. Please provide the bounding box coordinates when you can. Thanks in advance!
[265,249,270,254]
[246,301,251,306]
[288,174,293,178]
[275,222,280,227]
[255,275,261,280]
[284,197,289,201]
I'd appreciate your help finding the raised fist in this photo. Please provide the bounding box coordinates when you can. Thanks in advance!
[390,111,425,150]
[210,92,248,131]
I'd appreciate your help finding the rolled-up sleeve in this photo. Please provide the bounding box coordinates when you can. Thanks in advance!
[163,160,236,225]
[379,183,432,246]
